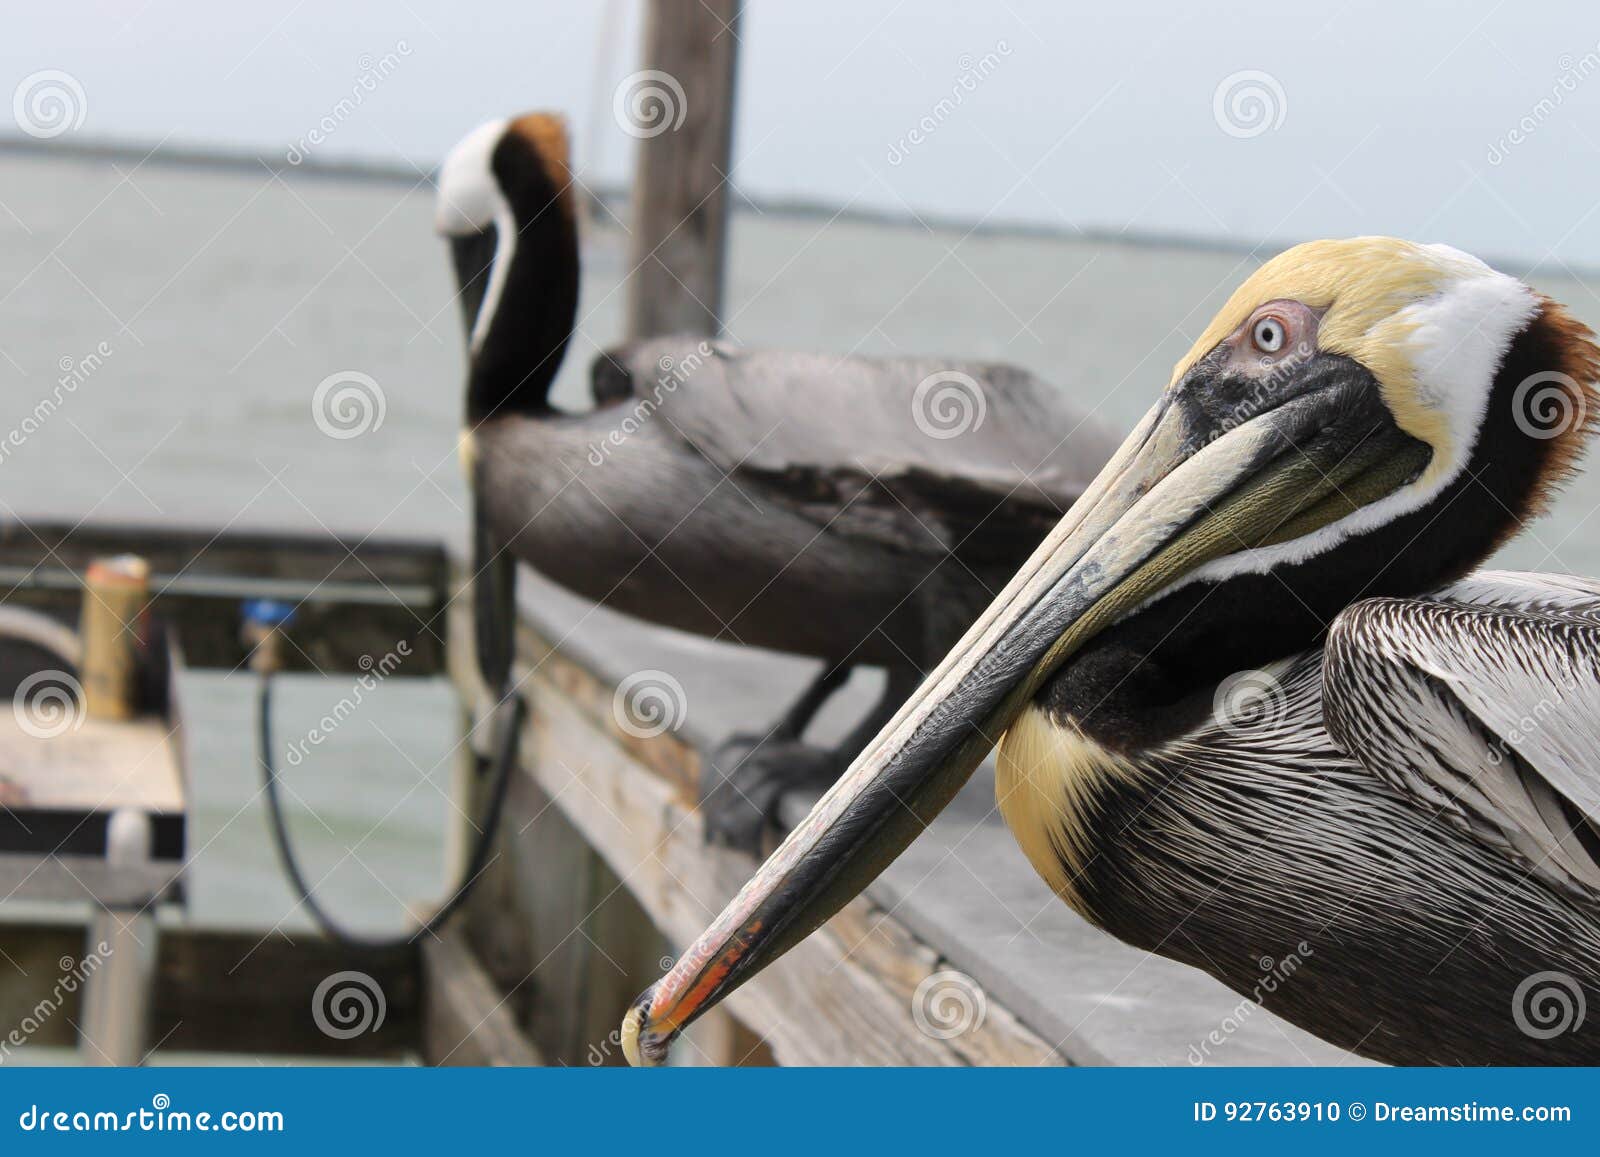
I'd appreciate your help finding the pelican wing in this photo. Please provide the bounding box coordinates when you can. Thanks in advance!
[591,336,1120,559]
[1323,571,1600,900]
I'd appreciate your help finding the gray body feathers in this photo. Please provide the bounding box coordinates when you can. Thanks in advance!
[480,337,1119,664]
[1078,572,1600,1065]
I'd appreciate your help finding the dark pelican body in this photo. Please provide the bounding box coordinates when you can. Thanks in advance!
[437,113,1116,844]
[623,237,1600,1068]
[1023,577,1600,1065]
[475,340,1114,664]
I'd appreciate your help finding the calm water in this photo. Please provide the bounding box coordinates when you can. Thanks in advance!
[4,147,1599,933]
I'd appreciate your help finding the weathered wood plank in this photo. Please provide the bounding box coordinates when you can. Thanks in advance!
[0,714,182,815]
[578,849,671,1066]
[151,927,419,1057]
[477,602,1055,1063]
[505,775,596,1060]
[498,574,1358,1066]
[0,520,450,675]
[421,924,542,1065]
[0,855,181,906]
[461,767,669,1066]
[517,665,1062,1066]
[0,922,419,1058]
[624,0,741,339]
[518,618,700,800]
[0,923,83,1051]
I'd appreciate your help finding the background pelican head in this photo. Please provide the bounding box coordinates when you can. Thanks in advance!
[622,236,1600,1065]
[434,112,578,423]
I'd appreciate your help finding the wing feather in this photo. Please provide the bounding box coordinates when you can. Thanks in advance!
[592,336,1120,560]
[1324,571,1600,900]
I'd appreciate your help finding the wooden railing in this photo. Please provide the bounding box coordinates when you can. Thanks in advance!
[0,520,1353,1065]
[443,571,1352,1067]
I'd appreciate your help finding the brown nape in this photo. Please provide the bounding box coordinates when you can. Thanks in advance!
[1495,296,1600,542]
[507,112,576,225]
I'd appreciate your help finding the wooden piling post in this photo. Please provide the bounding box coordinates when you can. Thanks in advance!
[624,0,741,340]
[80,555,150,720]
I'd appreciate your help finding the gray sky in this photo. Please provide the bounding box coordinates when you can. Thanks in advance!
[9,1,1600,267]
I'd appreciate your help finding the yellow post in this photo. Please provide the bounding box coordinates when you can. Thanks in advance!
[80,554,151,719]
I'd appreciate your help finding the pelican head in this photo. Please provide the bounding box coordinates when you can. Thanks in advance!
[435,112,577,422]
[621,237,1600,1065]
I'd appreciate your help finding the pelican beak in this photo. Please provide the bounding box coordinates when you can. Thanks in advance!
[622,362,1426,1065]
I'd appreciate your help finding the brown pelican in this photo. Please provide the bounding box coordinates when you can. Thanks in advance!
[434,113,1118,848]
[622,237,1600,1066]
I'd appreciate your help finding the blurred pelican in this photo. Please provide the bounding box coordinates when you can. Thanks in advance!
[435,113,1118,848]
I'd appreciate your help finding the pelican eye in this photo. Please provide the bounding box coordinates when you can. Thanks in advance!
[1252,316,1287,354]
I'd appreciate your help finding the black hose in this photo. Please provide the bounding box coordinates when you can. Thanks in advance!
[257,673,525,948]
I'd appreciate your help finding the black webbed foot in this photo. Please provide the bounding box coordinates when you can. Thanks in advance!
[700,732,844,854]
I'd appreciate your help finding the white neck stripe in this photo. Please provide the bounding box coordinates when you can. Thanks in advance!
[1171,262,1537,591]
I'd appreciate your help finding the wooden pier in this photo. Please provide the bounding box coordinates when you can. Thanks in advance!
[0,518,1353,1065]
[412,0,1348,1067]
[0,519,441,1064]
[437,573,1353,1067]
[0,5,1354,1067]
